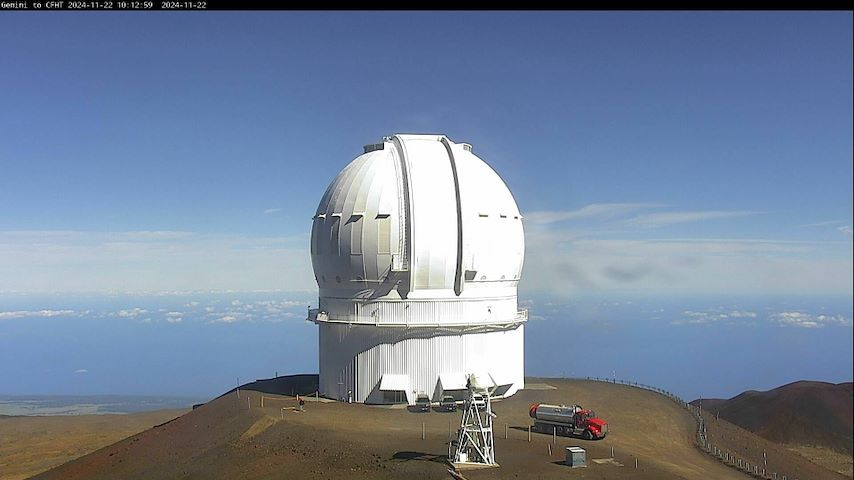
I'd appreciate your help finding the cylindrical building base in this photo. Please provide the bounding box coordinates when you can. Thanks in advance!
[318,322,524,404]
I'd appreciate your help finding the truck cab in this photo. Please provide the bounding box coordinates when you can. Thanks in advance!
[573,409,608,439]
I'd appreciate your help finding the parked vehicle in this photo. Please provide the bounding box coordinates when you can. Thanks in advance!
[529,403,608,440]
[414,394,431,412]
[439,395,458,412]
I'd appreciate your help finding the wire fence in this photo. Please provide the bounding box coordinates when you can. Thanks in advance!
[582,376,798,480]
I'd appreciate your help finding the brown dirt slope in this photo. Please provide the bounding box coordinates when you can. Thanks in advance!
[32,377,757,480]
[0,409,185,480]
[699,406,850,479]
[692,381,853,454]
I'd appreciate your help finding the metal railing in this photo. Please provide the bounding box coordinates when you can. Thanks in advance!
[307,307,527,328]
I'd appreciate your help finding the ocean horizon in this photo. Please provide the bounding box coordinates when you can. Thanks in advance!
[0,394,206,416]
[1,291,851,403]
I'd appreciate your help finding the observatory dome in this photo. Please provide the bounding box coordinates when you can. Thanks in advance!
[311,134,524,305]
[308,134,527,404]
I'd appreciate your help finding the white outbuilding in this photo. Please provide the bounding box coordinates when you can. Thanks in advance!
[308,134,526,404]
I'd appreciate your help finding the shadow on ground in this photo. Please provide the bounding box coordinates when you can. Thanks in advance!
[392,451,449,464]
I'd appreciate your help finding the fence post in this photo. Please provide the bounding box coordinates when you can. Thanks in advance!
[553,425,556,444]
[528,425,531,442]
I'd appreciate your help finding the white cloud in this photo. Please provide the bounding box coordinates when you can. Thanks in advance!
[195,298,311,324]
[797,220,847,228]
[167,317,183,323]
[771,311,852,328]
[117,308,147,318]
[522,233,853,297]
[525,203,662,225]
[1,204,848,298]
[74,369,88,374]
[113,231,194,240]
[215,315,238,323]
[799,221,854,236]
[670,309,853,328]
[519,201,853,296]
[263,208,281,214]
[0,230,313,294]
[625,211,759,228]
[671,309,758,325]
[0,309,76,319]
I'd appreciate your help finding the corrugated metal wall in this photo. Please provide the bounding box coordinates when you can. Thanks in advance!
[318,322,524,403]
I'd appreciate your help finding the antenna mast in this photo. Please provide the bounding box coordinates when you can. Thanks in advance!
[450,373,498,467]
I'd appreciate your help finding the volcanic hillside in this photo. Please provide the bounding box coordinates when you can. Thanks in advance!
[33,377,847,480]
[692,381,853,455]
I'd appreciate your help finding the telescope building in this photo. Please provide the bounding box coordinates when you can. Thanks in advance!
[308,134,526,404]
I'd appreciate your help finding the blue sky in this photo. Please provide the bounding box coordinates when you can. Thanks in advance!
[1,12,851,296]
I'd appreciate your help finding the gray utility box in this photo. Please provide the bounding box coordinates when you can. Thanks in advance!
[565,446,587,468]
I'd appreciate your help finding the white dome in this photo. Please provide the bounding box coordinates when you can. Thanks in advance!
[310,134,525,302]
[309,134,527,404]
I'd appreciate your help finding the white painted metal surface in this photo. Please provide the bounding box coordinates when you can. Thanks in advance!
[309,134,526,403]
[451,374,498,467]
[439,373,468,390]
[379,374,409,391]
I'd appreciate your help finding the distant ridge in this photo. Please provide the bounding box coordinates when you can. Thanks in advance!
[692,381,853,454]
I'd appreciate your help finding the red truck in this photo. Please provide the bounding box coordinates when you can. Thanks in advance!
[529,403,608,440]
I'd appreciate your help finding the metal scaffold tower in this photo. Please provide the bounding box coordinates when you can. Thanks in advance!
[450,374,498,467]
